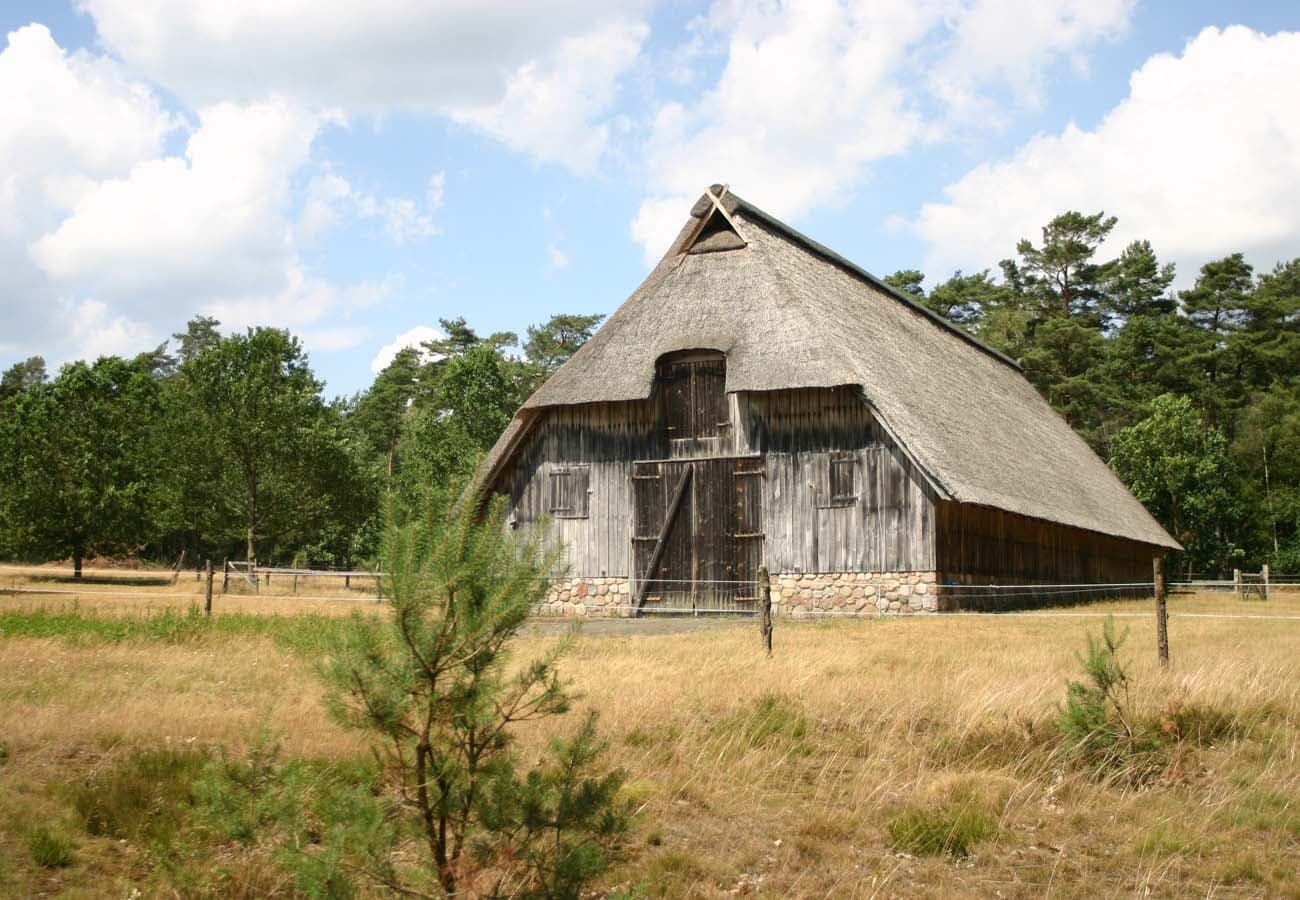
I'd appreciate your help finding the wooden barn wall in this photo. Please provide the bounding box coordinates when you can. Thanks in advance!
[743,388,937,574]
[497,387,939,577]
[499,400,661,576]
[934,501,1154,585]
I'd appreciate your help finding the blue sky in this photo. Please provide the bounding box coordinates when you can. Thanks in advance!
[2,1,1298,396]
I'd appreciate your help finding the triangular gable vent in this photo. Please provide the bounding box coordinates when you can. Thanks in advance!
[683,184,747,254]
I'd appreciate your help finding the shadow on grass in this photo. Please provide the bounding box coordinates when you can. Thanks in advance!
[27,574,176,587]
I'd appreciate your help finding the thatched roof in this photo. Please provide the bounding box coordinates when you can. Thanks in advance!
[485,186,1179,550]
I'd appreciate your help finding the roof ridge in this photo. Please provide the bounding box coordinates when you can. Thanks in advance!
[726,192,1023,373]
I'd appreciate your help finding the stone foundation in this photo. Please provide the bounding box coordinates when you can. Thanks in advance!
[534,577,633,617]
[773,571,945,617]
[532,572,947,617]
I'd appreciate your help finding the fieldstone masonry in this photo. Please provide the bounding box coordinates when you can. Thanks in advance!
[774,571,944,616]
[533,572,947,617]
[536,577,633,617]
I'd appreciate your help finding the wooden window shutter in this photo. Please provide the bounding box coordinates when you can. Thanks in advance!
[548,465,590,519]
[815,452,858,509]
[829,453,858,507]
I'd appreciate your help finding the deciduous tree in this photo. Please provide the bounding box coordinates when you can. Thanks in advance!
[0,357,162,576]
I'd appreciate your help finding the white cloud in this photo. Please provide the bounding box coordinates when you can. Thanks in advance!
[371,325,445,374]
[930,0,1133,121]
[449,19,648,172]
[299,326,370,354]
[1,22,418,373]
[300,169,445,246]
[0,24,176,365]
[0,24,176,191]
[910,26,1300,285]
[64,299,158,361]
[204,267,397,333]
[297,172,353,245]
[30,98,321,311]
[631,0,1135,262]
[548,244,570,269]
[79,0,649,173]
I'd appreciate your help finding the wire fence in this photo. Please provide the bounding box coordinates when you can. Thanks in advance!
[4,567,1298,619]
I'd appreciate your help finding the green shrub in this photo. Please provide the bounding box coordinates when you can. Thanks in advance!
[886,802,996,857]
[27,826,75,868]
[194,734,305,844]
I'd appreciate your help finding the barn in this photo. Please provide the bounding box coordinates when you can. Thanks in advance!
[480,185,1180,616]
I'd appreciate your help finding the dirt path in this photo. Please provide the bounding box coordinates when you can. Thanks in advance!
[525,615,756,636]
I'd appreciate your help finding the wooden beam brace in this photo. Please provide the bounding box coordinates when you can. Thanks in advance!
[679,184,747,254]
[635,464,693,611]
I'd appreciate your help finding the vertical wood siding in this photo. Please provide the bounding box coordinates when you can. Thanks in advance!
[744,388,936,573]
[935,501,1154,585]
[496,386,939,577]
[499,400,662,576]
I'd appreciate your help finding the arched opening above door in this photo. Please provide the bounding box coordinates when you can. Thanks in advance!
[655,350,728,457]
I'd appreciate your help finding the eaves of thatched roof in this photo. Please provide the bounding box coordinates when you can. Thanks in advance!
[483,186,1179,550]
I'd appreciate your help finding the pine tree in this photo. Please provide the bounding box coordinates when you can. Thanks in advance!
[1012,211,1118,321]
[1103,240,1175,326]
[926,270,1008,329]
[1179,254,1255,427]
[1238,258,1300,392]
[882,269,926,297]
[320,485,631,896]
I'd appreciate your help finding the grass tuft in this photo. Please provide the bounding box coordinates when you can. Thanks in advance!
[713,693,809,755]
[886,800,997,857]
[27,825,75,868]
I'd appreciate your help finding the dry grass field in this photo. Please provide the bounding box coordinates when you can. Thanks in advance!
[1,566,1298,898]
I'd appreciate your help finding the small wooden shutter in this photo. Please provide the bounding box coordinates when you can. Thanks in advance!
[829,454,858,507]
[814,452,858,508]
[548,465,590,518]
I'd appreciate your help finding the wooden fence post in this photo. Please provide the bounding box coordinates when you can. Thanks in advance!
[1233,568,1242,599]
[1262,564,1270,601]
[221,559,229,594]
[759,567,773,657]
[1154,555,1169,668]
[204,559,213,617]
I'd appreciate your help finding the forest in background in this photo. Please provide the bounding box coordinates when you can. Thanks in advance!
[0,209,1296,577]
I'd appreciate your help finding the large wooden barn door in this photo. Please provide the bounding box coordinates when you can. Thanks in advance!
[631,457,764,614]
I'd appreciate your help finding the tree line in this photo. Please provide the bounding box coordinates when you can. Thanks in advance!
[0,313,602,576]
[0,208,1296,577]
[884,212,1298,575]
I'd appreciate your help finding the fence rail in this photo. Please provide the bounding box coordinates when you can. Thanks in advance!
[1170,565,1284,599]
[219,561,382,596]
